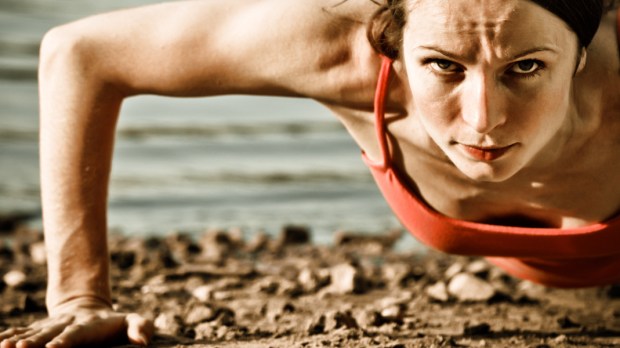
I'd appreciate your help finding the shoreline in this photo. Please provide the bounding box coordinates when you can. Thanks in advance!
[1,222,620,347]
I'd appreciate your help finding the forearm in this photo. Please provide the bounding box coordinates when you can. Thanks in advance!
[39,26,124,313]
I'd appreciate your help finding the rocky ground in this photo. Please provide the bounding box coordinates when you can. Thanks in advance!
[1,213,620,347]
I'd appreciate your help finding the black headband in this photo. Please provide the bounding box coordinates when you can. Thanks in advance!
[531,0,604,47]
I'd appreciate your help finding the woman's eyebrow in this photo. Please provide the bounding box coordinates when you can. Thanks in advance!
[415,45,559,61]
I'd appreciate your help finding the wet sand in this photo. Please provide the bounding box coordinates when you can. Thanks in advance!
[1,214,620,347]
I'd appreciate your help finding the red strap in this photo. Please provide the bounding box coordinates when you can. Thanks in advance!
[373,55,393,169]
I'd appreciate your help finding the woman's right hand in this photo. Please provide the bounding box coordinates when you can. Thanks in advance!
[0,298,153,348]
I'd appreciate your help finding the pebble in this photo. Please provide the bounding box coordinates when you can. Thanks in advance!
[275,225,311,247]
[29,242,47,264]
[200,229,237,262]
[380,305,404,323]
[447,273,495,302]
[194,322,216,340]
[426,281,449,302]
[253,276,281,294]
[325,310,359,331]
[382,263,416,288]
[192,285,215,302]
[553,334,568,344]
[463,322,491,335]
[556,315,581,329]
[185,305,217,325]
[298,268,321,293]
[3,270,26,288]
[266,299,296,322]
[154,312,182,336]
[354,309,383,328]
[306,315,326,335]
[246,231,270,253]
[323,263,364,295]
[444,263,464,280]
[464,260,490,277]
[215,307,236,327]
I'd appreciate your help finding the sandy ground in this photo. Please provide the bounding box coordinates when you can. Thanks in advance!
[1,213,620,348]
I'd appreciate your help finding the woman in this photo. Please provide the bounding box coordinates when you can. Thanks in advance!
[1,0,618,346]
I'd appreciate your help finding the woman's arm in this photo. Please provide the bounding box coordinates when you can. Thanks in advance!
[0,0,376,347]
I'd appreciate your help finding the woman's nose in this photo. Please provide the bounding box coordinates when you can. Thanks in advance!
[461,73,506,134]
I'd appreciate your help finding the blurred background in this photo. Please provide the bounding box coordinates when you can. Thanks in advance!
[0,0,416,247]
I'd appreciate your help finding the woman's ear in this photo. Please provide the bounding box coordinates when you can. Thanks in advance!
[575,47,587,74]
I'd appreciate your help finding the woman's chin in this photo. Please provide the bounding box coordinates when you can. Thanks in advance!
[452,158,522,183]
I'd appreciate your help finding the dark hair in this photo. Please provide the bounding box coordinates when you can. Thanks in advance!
[367,0,615,59]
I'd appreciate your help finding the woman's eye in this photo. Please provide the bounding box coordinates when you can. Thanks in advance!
[510,60,541,74]
[429,59,459,72]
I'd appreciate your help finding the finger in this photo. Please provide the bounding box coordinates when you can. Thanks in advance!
[14,324,68,348]
[0,338,17,348]
[0,328,29,340]
[125,314,153,346]
[45,315,126,348]
[44,324,87,348]
[0,329,39,348]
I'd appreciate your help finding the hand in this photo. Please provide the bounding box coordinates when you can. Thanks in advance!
[0,298,153,348]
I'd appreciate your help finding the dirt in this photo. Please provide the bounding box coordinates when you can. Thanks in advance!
[1,215,620,347]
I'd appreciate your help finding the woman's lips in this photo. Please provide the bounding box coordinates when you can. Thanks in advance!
[458,143,515,161]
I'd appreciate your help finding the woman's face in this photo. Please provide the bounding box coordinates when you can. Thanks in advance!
[401,0,583,182]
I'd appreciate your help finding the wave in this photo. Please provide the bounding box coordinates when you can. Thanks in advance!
[0,121,344,141]
[111,170,372,187]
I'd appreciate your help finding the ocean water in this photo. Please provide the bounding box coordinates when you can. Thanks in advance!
[0,0,418,248]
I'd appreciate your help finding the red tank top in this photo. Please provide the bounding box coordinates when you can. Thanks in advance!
[362,10,620,288]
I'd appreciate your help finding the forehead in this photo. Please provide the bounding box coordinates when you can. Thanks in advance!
[403,0,575,56]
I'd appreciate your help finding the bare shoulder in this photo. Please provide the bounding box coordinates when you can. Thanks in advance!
[43,0,382,103]
[575,9,620,128]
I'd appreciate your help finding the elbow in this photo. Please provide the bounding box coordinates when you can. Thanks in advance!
[39,25,87,81]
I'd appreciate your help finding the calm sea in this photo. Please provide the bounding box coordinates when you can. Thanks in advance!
[0,0,419,248]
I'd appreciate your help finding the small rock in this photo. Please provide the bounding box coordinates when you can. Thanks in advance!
[298,268,320,293]
[275,225,311,248]
[266,299,296,322]
[253,276,280,294]
[324,263,365,295]
[383,263,418,288]
[29,242,47,264]
[426,281,449,302]
[325,310,358,331]
[277,278,303,297]
[215,307,236,327]
[333,229,402,253]
[194,322,216,340]
[200,229,237,262]
[154,312,182,336]
[553,334,568,344]
[557,315,581,329]
[246,231,269,253]
[111,250,136,270]
[465,260,490,277]
[306,315,326,335]
[463,322,491,335]
[3,270,26,288]
[355,309,383,328]
[448,273,495,302]
[444,263,464,280]
[192,285,215,302]
[185,305,217,325]
[380,305,404,324]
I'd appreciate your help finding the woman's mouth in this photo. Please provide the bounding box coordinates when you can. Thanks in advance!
[458,143,516,161]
